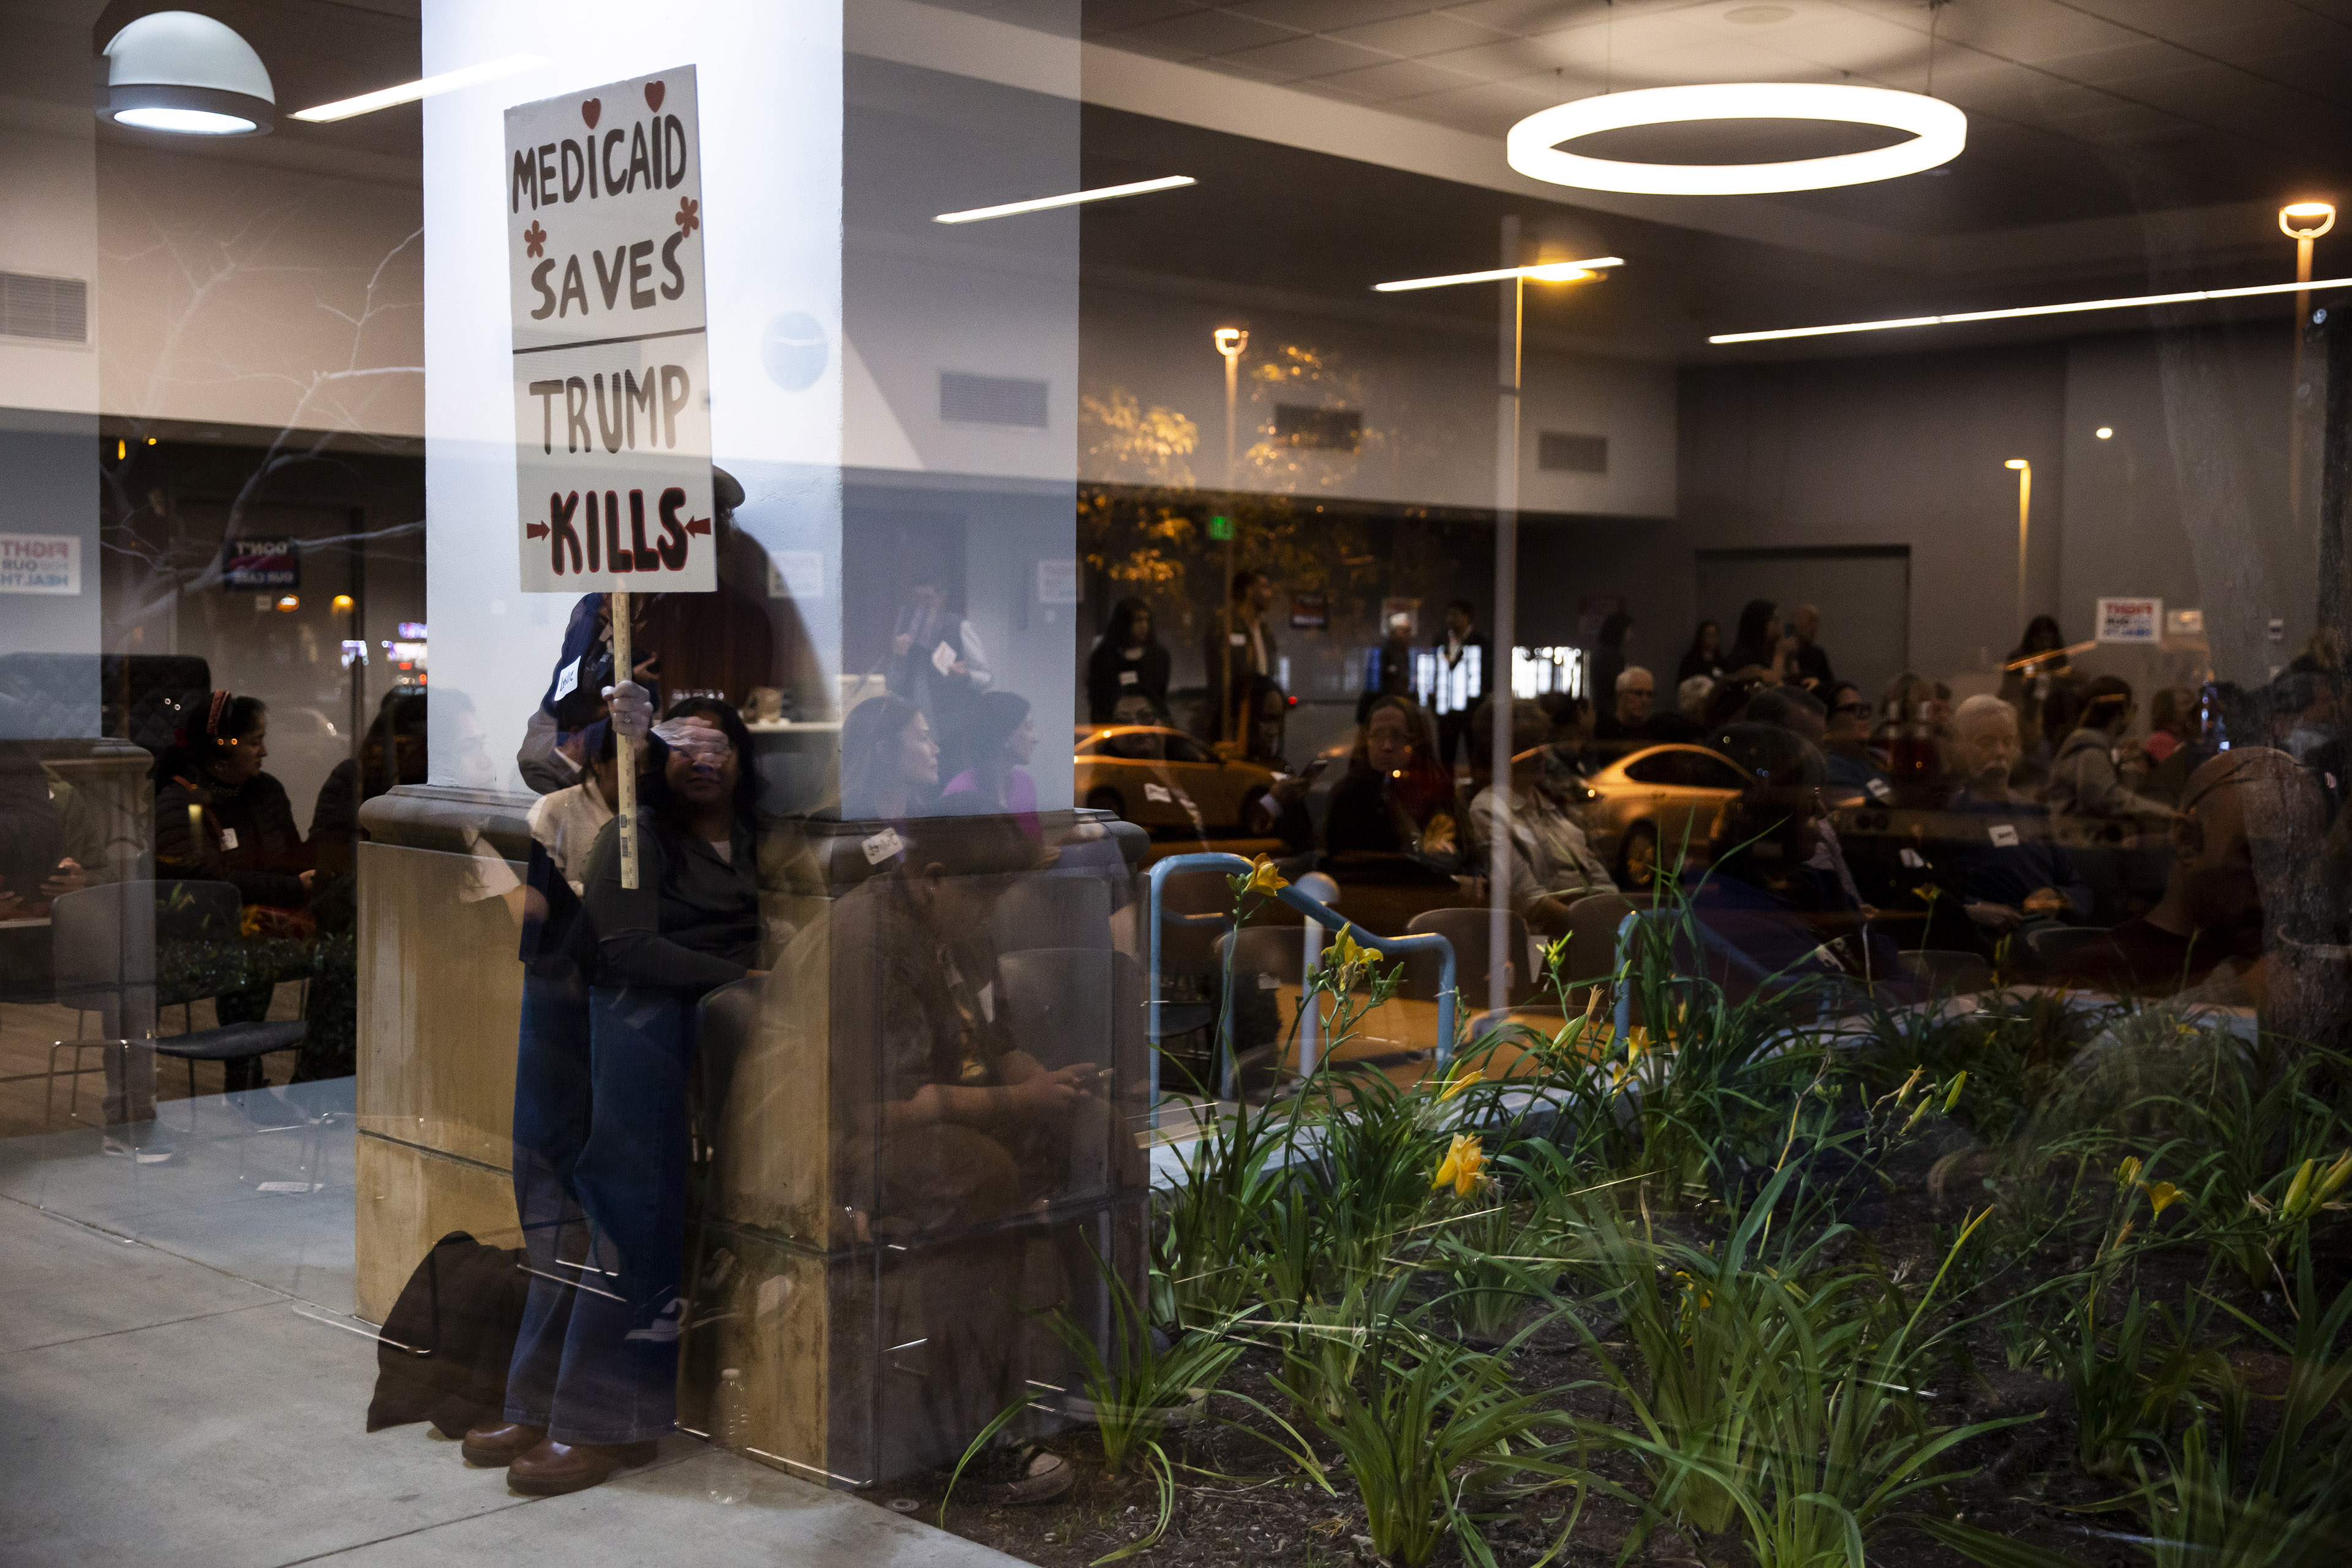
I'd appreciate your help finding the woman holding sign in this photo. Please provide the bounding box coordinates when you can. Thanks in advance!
[479,697,765,1496]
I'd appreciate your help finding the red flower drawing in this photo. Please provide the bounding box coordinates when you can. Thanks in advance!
[523,221,547,259]
[674,197,699,238]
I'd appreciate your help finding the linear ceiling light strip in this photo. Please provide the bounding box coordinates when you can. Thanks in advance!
[1375,257,1624,293]
[933,176,1194,225]
[1710,276,2352,344]
[293,55,545,122]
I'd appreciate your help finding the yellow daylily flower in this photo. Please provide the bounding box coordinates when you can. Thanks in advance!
[1432,1133,1485,1198]
[1892,1065,1924,1107]
[1242,854,1288,897]
[2115,1156,2144,1189]
[2316,1150,2352,1208]
[1624,1026,1653,1065]
[1436,1065,1485,1102]
[2143,1181,2182,1216]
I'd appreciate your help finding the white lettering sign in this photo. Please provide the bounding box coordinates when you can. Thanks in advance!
[507,67,713,594]
[0,533,78,595]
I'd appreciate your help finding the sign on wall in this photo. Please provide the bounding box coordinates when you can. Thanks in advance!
[222,538,298,590]
[506,66,714,594]
[2094,596,2162,644]
[0,533,79,595]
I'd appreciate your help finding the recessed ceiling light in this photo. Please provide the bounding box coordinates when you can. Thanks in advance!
[2095,427,2113,440]
[99,11,274,137]
[1508,83,1965,195]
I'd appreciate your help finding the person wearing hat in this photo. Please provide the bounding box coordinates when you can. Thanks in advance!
[941,690,1041,843]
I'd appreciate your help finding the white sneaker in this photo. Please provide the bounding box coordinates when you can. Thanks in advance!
[100,1133,183,1166]
[624,1297,684,1343]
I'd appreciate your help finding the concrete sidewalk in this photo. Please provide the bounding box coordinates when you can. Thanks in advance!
[0,1083,1024,1568]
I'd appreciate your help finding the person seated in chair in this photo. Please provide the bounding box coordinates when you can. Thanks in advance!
[1687,725,1918,1001]
[2052,747,2329,1003]
[816,818,1109,1498]
[1928,695,2092,956]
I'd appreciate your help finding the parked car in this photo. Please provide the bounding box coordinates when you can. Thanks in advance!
[1574,743,1751,888]
[1074,725,1279,837]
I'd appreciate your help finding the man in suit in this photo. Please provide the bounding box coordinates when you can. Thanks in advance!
[1431,598,1491,774]
[1201,569,1276,748]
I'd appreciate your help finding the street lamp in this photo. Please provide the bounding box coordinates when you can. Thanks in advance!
[2282,202,2335,524]
[1369,235,1611,1016]
[2005,459,2031,636]
[1212,327,1248,747]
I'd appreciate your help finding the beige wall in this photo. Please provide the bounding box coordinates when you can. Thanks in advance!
[97,143,423,437]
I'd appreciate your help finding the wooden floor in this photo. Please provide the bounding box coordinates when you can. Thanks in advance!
[0,983,307,1141]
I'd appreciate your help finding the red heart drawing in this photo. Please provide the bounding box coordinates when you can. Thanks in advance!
[580,97,601,129]
[644,81,665,113]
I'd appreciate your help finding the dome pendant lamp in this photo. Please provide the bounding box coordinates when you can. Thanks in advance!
[98,10,275,137]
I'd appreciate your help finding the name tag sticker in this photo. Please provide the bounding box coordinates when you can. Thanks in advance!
[218,827,239,851]
[1144,782,1174,804]
[1899,847,1925,868]
[861,826,905,865]
[1229,633,1247,646]
[1988,824,2020,848]
[1865,777,1893,802]
[930,640,957,677]
[1256,973,1281,990]
[553,656,581,702]
[1117,669,1138,686]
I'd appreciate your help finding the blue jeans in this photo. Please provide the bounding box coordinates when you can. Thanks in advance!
[503,979,697,1445]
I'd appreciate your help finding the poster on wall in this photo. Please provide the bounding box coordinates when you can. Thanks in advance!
[222,538,297,590]
[506,66,714,594]
[2095,596,2162,644]
[0,534,80,595]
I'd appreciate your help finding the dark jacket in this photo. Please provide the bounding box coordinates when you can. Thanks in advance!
[1937,790,2093,918]
[156,766,312,908]
[1086,638,1170,723]
[580,810,760,992]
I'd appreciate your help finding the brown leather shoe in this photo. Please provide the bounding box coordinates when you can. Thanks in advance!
[506,1437,660,1496]
[461,1422,546,1467]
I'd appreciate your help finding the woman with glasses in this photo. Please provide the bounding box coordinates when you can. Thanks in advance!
[1819,682,1890,802]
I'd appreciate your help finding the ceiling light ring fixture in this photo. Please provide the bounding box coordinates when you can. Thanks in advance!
[1507,83,1965,196]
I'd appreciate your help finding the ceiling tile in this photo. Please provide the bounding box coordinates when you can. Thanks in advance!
[2035,37,2193,86]
[1939,0,2139,62]
[1079,0,1213,33]
[1329,10,1510,57]
[1313,57,1487,99]
[2229,44,2352,105]
[1098,8,1300,56]
[1436,0,1587,33]
[1223,0,1435,30]
[1216,33,1396,79]
[1393,75,1569,132]
[1422,36,1577,79]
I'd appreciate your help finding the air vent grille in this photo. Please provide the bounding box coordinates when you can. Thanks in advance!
[940,371,1048,428]
[1539,431,1607,473]
[0,273,88,344]
[1273,404,1361,453]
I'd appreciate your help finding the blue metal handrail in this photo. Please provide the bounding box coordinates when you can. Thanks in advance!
[1147,853,1458,1107]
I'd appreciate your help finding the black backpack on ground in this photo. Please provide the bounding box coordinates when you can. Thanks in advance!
[365,1230,530,1438]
